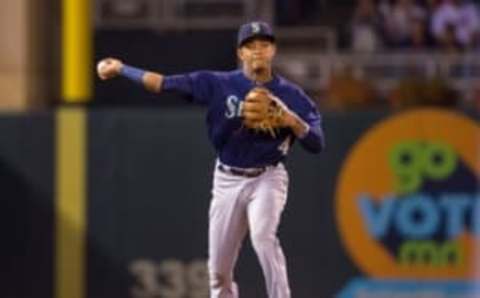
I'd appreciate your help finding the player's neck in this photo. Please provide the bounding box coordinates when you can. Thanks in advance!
[244,67,272,84]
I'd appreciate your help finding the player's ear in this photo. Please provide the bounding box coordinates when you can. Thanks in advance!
[237,48,245,62]
[271,43,277,56]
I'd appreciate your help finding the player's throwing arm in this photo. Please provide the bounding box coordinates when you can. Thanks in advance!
[97,57,164,93]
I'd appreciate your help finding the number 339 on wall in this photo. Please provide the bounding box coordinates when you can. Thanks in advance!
[129,259,209,298]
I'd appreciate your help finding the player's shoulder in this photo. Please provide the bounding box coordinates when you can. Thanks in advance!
[274,75,316,107]
[275,75,303,92]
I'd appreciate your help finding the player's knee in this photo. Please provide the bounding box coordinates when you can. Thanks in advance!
[209,272,230,289]
[250,232,276,252]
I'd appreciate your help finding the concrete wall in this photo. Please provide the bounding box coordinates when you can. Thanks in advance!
[0,0,30,110]
[0,0,58,110]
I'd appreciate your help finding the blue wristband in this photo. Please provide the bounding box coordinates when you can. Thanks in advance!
[120,65,146,84]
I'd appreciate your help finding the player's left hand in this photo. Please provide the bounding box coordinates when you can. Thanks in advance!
[242,87,291,137]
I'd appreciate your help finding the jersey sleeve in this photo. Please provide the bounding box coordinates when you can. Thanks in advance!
[162,71,215,105]
[293,90,325,153]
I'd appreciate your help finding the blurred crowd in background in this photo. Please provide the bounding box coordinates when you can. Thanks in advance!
[277,0,480,52]
[276,0,480,112]
[351,0,480,52]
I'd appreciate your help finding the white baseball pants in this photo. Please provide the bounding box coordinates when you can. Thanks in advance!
[208,161,291,298]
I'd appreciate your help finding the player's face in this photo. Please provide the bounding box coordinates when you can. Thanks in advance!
[237,38,276,74]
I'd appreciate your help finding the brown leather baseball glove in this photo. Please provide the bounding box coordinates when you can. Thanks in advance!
[242,87,285,137]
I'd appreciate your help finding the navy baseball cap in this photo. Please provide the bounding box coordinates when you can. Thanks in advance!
[237,21,275,47]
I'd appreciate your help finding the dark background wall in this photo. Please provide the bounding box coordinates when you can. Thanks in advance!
[0,113,54,298]
[0,107,478,298]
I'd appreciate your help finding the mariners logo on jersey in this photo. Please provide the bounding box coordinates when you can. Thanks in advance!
[225,95,243,119]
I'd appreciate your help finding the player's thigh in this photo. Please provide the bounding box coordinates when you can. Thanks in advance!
[247,169,288,237]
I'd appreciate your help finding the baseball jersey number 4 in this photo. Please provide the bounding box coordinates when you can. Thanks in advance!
[278,135,291,155]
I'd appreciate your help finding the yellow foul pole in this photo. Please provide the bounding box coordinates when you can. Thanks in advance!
[56,0,90,296]
[62,0,92,102]
[55,108,87,298]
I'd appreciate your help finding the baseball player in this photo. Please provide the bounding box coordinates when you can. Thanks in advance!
[97,21,325,298]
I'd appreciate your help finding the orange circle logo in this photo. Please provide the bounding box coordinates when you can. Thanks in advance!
[335,109,480,279]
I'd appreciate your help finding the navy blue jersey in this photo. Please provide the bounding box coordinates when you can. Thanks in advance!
[163,69,325,168]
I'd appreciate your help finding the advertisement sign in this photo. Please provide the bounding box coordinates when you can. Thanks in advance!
[336,109,480,297]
